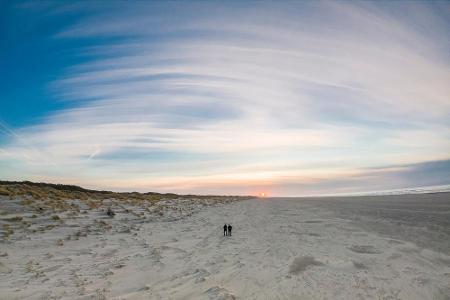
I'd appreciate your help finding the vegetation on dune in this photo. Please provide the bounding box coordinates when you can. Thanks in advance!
[0,180,253,241]
[51,215,60,221]
[6,216,23,222]
[0,180,252,216]
[0,186,11,196]
[0,180,251,203]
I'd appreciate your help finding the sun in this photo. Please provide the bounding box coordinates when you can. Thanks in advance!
[259,192,267,197]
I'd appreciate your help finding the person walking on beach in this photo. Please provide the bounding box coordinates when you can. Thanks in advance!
[223,224,228,236]
[227,224,232,236]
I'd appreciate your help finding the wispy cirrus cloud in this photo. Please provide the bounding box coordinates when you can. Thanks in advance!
[1,1,449,195]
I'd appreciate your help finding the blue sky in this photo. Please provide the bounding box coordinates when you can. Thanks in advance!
[1,1,449,196]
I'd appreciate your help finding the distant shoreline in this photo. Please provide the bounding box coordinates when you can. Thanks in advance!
[269,184,450,198]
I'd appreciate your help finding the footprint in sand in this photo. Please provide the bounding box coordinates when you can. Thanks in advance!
[388,253,402,260]
[348,245,382,254]
[194,268,211,283]
[387,239,405,245]
[352,261,369,270]
[306,232,320,237]
[41,265,63,273]
[204,286,236,300]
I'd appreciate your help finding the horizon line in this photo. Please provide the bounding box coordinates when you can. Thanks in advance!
[2,180,449,198]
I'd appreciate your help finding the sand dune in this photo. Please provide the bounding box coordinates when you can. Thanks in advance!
[1,187,449,299]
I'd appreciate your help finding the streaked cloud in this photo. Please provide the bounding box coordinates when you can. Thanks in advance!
[1,1,449,195]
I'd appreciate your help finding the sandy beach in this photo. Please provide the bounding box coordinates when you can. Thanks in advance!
[2,1,450,299]
[1,187,449,299]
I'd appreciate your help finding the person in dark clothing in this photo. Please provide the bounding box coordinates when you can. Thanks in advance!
[107,207,115,218]
[223,224,227,236]
[227,224,232,236]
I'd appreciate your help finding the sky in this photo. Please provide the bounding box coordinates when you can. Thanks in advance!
[1,1,449,196]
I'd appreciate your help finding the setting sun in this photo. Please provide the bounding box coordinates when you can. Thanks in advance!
[259,192,267,197]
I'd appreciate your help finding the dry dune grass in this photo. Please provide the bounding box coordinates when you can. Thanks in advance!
[0,181,251,241]
[0,181,248,206]
[0,186,10,196]
[0,181,156,213]
[3,181,244,201]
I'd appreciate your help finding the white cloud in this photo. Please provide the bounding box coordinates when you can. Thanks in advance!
[2,1,450,194]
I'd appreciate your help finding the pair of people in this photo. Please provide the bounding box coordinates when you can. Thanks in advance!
[223,224,232,236]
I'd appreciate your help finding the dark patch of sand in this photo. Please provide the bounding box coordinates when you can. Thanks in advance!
[289,256,324,274]
[348,245,382,254]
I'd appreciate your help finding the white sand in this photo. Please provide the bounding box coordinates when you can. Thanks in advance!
[1,196,449,299]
